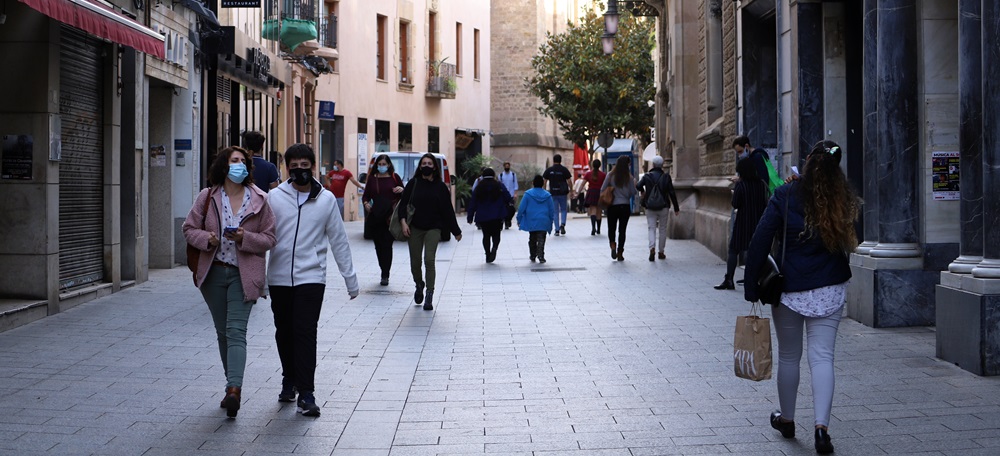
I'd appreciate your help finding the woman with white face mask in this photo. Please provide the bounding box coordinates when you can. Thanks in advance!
[183,146,277,419]
[362,154,405,285]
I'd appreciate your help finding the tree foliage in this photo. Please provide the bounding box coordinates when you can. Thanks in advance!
[525,3,655,150]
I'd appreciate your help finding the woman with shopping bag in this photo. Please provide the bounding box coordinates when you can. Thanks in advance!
[743,140,860,455]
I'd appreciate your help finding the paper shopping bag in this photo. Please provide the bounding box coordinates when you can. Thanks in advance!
[734,306,772,381]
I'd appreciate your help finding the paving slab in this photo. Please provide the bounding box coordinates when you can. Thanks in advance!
[1,215,999,454]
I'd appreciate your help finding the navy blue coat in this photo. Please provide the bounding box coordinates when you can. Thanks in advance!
[466,182,513,224]
[744,183,852,303]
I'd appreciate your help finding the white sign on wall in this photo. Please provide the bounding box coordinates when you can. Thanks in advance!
[357,133,369,173]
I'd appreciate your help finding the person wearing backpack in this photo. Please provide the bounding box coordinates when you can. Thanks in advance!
[637,155,680,261]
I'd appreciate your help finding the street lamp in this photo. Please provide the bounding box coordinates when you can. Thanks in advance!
[602,1,660,55]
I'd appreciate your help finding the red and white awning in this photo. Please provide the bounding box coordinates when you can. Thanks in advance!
[19,0,165,59]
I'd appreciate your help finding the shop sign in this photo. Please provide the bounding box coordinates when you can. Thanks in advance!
[175,139,192,150]
[221,0,261,7]
[247,47,271,84]
[318,101,336,120]
[1,134,33,180]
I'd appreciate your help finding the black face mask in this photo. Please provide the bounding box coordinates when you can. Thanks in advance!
[504,167,510,172]
[420,166,434,176]
[290,168,312,186]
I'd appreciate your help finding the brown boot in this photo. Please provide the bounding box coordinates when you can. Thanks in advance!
[649,248,655,262]
[617,247,625,262]
[658,251,666,260]
[223,386,241,418]
[610,242,617,260]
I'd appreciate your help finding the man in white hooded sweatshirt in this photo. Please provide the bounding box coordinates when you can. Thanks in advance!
[267,144,359,417]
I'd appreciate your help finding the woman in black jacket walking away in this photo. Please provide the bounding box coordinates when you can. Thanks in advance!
[399,153,463,310]
[744,140,860,454]
[715,156,769,289]
[466,168,513,263]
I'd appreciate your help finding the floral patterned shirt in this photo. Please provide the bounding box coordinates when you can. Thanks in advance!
[213,187,251,267]
[781,281,848,318]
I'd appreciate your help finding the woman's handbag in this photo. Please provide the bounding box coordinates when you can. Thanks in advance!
[756,188,790,305]
[599,185,615,208]
[389,180,416,241]
[734,302,773,381]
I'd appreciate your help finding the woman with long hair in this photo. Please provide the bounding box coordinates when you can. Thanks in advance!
[183,146,276,418]
[466,167,513,263]
[362,154,404,285]
[744,140,860,455]
[599,156,638,261]
[399,153,463,310]
[715,156,769,289]
[583,159,607,235]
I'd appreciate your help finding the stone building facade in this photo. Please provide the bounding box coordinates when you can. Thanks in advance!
[490,0,583,172]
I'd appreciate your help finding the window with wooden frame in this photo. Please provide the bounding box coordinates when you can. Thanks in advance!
[429,12,437,63]
[455,22,462,76]
[473,28,480,80]
[400,20,410,84]
[377,14,387,80]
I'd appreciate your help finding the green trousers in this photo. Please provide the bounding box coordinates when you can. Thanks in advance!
[408,227,441,290]
[199,264,255,388]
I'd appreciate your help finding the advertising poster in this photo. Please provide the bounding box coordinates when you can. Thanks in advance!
[151,145,167,167]
[932,151,959,201]
[2,134,33,180]
[357,133,369,173]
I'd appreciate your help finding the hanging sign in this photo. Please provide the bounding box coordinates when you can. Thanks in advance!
[931,151,959,201]
[318,101,336,120]
[221,0,261,7]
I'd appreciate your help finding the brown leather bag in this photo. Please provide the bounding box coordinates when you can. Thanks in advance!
[186,192,212,273]
[599,185,615,208]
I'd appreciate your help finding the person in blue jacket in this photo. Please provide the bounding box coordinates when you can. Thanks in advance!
[743,140,860,455]
[466,167,513,263]
[516,175,556,263]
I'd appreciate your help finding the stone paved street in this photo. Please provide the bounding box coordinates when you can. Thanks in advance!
[1,215,999,455]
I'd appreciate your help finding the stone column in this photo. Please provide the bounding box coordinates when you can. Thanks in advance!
[973,0,1000,279]
[948,0,983,273]
[794,1,824,165]
[856,0,878,255]
[869,0,921,259]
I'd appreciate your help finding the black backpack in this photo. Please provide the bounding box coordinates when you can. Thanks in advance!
[643,173,669,210]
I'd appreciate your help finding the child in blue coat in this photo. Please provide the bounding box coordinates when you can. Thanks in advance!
[517,175,556,263]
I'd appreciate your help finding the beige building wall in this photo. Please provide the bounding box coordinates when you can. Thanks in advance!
[490,0,586,173]
[315,0,491,220]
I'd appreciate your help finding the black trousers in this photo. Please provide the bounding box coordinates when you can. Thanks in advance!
[480,219,503,254]
[606,204,631,247]
[269,284,325,394]
[528,231,547,259]
[371,223,394,279]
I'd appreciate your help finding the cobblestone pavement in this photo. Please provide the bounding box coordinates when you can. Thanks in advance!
[1,215,999,455]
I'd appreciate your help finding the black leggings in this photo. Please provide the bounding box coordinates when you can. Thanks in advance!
[480,219,503,254]
[606,204,631,247]
[372,223,394,279]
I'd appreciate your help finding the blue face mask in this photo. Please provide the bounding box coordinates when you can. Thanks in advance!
[377,165,388,174]
[228,163,248,183]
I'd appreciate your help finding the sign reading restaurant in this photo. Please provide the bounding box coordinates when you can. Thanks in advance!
[221,0,261,7]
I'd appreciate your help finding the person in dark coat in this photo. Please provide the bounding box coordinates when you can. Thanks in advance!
[362,154,404,286]
[398,153,463,310]
[743,140,860,455]
[715,156,769,289]
[466,167,513,263]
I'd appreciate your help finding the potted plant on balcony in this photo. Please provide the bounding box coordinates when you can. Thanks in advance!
[428,57,449,92]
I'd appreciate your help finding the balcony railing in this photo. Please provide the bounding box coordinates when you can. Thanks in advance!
[426,60,456,99]
[318,15,337,49]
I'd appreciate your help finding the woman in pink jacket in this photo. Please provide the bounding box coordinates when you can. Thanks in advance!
[183,146,276,418]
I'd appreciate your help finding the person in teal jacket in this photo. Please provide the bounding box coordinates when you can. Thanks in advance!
[516,175,556,263]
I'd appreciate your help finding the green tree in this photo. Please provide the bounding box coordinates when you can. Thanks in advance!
[525,3,655,152]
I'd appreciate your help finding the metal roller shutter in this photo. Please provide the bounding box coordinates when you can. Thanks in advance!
[58,26,105,290]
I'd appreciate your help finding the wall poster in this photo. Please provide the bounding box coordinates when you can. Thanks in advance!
[2,134,33,180]
[932,151,959,201]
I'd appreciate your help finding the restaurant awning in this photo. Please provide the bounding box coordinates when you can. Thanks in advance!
[19,0,165,59]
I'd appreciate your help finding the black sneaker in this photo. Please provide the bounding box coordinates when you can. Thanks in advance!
[423,290,434,310]
[530,256,536,263]
[278,385,297,403]
[380,277,389,286]
[560,225,566,235]
[297,393,321,417]
[539,257,546,263]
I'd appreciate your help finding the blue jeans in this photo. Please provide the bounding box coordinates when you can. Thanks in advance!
[336,197,345,219]
[552,195,568,227]
[200,264,255,388]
